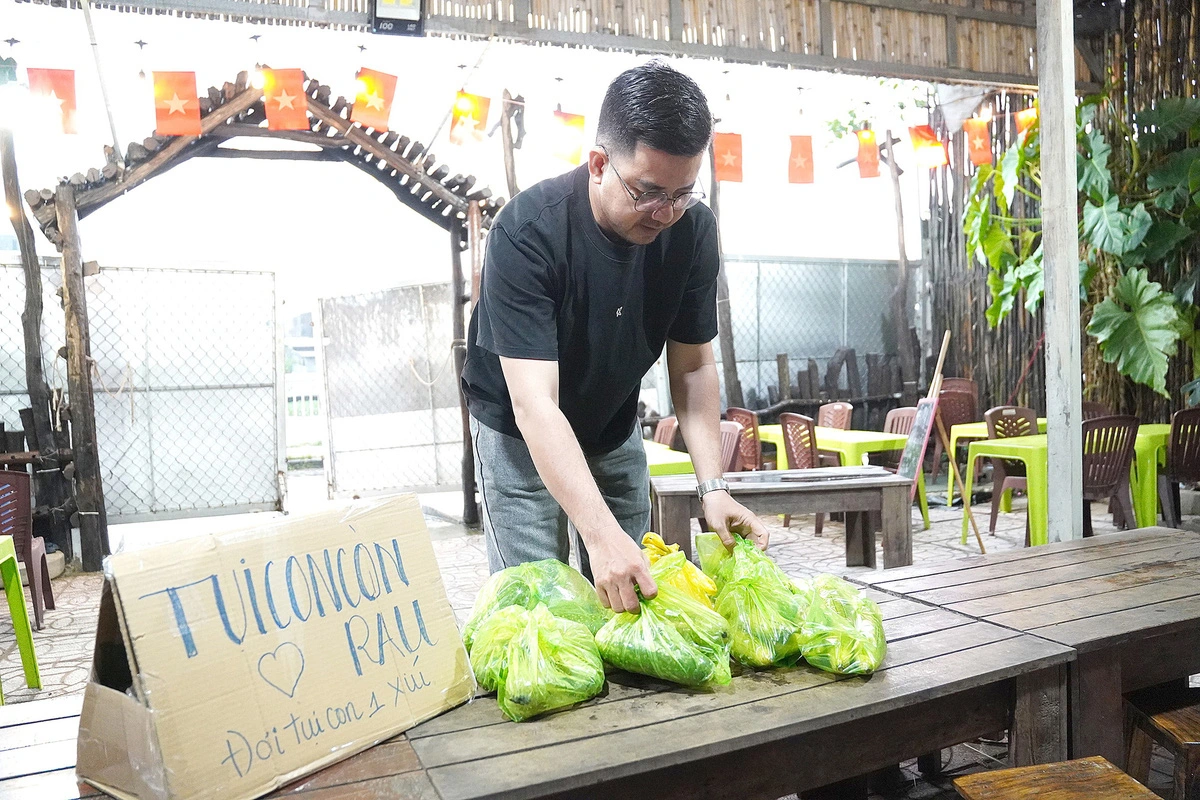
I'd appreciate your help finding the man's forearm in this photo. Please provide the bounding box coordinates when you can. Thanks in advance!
[670,361,725,482]
[511,399,621,547]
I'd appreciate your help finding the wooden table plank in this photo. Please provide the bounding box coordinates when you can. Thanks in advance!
[0,740,76,782]
[983,573,1200,631]
[0,697,83,730]
[854,528,1191,588]
[883,608,974,641]
[1029,593,1200,651]
[0,717,78,751]
[878,597,942,621]
[0,768,88,800]
[424,635,1070,800]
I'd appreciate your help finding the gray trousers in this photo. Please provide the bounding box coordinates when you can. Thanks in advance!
[470,415,651,578]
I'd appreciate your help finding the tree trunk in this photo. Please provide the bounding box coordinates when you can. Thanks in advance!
[707,141,744,409]
[452,218,480,527]
[884,131,919,403]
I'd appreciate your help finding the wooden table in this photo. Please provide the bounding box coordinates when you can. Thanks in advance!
[651,467,914,568]
[7,597,1073,800]
[849,527,1200,769]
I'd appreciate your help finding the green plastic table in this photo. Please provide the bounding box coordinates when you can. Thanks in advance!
[1132,423,1170,528]
[758,425,930,530]
[947,418,1047,507]
[643,440,694,476]
[960,425,1172,546]
[0,535,40,702]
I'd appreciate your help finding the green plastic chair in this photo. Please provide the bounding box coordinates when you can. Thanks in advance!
[0,536,40,702]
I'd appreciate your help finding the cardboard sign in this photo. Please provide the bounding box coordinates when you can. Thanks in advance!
[77,495,475,800]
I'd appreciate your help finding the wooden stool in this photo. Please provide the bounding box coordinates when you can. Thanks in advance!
[1126,684,1200,800]
[953,755,1157,799]
[0,535,40,703]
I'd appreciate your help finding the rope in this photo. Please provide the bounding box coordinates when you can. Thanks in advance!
[408,339,466,388]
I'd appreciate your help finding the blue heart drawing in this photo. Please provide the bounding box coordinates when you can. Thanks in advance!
[258,642,305,698]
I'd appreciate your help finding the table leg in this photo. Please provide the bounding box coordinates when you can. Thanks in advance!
[655,494,694,561]
[844,511,875,568]
[1070,651,1125,767]
[1133,441,1163,528]
[1027,454,1049,546]
[1011,663,1068,766]
[0,555,40,691]
[881,484,912,568]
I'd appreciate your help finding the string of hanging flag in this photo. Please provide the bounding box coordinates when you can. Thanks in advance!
[18,66,1039,183]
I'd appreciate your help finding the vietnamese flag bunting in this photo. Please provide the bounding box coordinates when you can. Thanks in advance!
[713,133,742,182]
[909,125,948,169]
[788,135,814,184]
[27,68,77,134]
[1015,107,1038,134]
[449,91,490,145]
[964,118,993,166]
[351,68,397,131]
[262,69,308,131]
[153,72,202,136]
[550,110,586,165]
[856,128,879,178]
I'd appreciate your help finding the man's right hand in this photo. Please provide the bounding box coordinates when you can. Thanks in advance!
[589,530,658,614]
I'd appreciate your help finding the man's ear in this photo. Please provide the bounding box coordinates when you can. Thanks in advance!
[586,146,607,185]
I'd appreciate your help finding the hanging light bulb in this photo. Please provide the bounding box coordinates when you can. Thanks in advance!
[1015,106,1038,134]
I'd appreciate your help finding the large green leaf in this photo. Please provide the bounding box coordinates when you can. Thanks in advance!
[1136,98,1200,150]
[1126,203,1153,251]
[986,266,1019,328]
[1086,268,1181,396]
[982,221,1017,272]
[997,144,1023,213]
[1015,245,1044,314]
[1077,129,1112,202]
[1082,197,1152,255]
[1147,147,1200,191]
[1137,219,1193,264]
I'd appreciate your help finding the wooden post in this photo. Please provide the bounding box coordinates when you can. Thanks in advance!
[55,184,108,571]
[776,354,792,402]
[707,141,744,409]
[452,218,480,527]
[499,90,520,200]
[468,201,483,305]
[2,130,72,557]
[1037,0,1084,541]
[884,131,919,404]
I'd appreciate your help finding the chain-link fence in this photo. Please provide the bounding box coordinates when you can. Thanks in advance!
[0,259,282,520]
[714,256,909,409]
[320,283,462,497]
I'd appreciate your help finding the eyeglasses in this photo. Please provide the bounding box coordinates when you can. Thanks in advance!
[600,145,706,213]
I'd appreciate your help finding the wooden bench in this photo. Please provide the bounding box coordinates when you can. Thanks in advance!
[1125,683,1200,800]
[953,756,1157,799]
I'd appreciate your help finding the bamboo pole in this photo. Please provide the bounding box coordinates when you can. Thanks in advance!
[706,140,745,409]
[451,219,480,527]
[883,130,919,404]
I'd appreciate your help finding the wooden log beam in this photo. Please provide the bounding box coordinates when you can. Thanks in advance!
[305,95,469,214]
[205,124,343,149]
[197,148,343,162]
[73,84,263,215]
[56,185,110,572]
[451,222,480,528]
[884,131,919,404]
[335,151,455,229]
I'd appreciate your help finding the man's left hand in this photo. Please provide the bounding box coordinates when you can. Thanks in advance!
[701,490,769,551]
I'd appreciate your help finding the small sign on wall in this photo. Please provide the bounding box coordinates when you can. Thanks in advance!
[373,0,424,36]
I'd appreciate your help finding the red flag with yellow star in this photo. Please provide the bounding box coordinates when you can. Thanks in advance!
[27,68,77,134]
[449,91,490,145]
[713,133,742,182]
[908,125,948,169]
[153,72,202,136]
[856,128,879,178]
[788,135,814,184]
[550,110,586,165]
[262,69,308,131]
[351,68,397,131]
[963,118,992,166]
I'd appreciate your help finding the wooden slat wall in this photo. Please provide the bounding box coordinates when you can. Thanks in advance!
[830,2,949,66]
[957,19,1037,76]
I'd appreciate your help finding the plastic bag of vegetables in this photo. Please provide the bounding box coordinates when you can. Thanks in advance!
[711,538,810,667]
[641,532,717,607]
[471,603,606,722]
[462,558,610,649]
[595,561,732,687]
[800,574,887,675]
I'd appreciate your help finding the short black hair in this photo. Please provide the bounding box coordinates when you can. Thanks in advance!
[596,61,713,158]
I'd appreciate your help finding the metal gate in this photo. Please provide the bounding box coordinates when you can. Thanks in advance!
[319,283,462,497]
[0,260,283,520]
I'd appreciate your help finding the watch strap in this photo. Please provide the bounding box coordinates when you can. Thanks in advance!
[697,477,730,502]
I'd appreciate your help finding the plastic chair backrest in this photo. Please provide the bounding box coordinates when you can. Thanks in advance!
[984,406,1039,440]
[1082,401,1112,421]
[1167,407,1200,484]
[1081,415,1140,499]
[725,407,762,471]
[0,471,32,563]
[718,420,743,472]
[941,377,977,398]
[884,407,918,437]
[817,402,853,430]
[779,413,820,470]
[653,416,678,446]
[937,389,978,428]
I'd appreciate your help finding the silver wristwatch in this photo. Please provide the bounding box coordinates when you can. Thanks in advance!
[697,477,730,502]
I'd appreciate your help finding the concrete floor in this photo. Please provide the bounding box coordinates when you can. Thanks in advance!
[0,470,1188,798]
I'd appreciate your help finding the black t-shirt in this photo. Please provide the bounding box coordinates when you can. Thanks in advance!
[461,165,719,455]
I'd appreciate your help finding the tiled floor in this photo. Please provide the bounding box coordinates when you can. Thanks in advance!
[0,474,1187,798]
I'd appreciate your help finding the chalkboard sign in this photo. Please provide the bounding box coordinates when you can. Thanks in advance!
[897,397,939,501]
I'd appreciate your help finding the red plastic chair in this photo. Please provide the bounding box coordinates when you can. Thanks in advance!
[726,407,773,471]
[941,377,978,397]
[929,389,979,483]
[0,471,54,631]
[697,421,744,535]
[1081,415,1140,537]
[653,416,678,447]
[874,407,917,470]
[817,402,853,467]
[778,412,826,535]
[984,406,1039,535]
[1158,408,1200,527]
